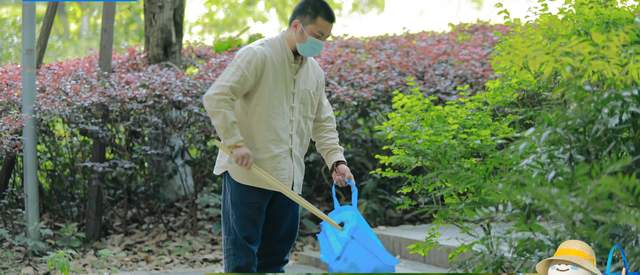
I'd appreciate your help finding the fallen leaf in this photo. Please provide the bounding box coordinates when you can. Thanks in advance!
[20,266,36,275]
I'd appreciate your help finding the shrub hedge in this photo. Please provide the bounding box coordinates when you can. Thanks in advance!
[0,23,506,235]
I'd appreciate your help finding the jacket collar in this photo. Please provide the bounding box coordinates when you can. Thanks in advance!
[278,31,307,68]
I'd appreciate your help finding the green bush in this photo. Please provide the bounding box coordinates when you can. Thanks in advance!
[375,80,529,272]
[375,80,516,217]
[376,0,640,272]
[46,249,76,275]
[496,0,640,271]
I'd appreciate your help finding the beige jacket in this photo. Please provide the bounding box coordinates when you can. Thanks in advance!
[202,32,346,194]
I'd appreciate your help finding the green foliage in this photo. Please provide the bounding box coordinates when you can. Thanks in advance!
[55,223,85,249]
[408,226,441,257]
[498,0,640,270]
[523,157,640,264]
[0,0,385,64]
[375,79,516,225]
[0,248,20,274]
[212,31,264,53]
[191,0,385,39]
[1,222,53,255]
[375,79,529,272]
[493,3,640,265]
[376,0,640,272]
[0,221,89,254]
[0,1,21,64]
[0,1,144,64]
[46,249,76,275]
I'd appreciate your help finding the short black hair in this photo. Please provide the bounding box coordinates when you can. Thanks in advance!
[288,0,336,26]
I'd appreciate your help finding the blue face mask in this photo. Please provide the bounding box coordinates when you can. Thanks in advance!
[296,25,324,57]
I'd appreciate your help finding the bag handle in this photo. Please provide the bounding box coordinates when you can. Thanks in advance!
[606,243,631,274]
[331,179,358,209]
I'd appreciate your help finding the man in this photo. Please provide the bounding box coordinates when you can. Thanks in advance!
[202,0,354,272]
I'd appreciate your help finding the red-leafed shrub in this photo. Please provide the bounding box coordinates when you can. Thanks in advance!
[321,23,507,102]
[0,65,22,154]
[0,23,506,230]
[0,48,215,232]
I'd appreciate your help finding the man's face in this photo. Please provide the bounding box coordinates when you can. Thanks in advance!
[293,17,333,43]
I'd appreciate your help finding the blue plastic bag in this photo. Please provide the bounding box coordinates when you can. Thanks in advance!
[605,243,639,275]
[317,179,399,273]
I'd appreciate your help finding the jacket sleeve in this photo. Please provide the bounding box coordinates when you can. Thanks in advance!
[202,46,264,146]
[311,75,346,170]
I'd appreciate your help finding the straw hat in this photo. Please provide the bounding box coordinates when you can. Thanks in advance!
[536,240,602,275]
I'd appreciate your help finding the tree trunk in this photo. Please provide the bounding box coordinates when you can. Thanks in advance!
[143,0,185,65]
[86,141,105,241]
[86,1,115,242]
[0,154,16,199]
[36,2,58,68]
[2,2,58,202]
[143,0,193,204]
[22,0,40,244]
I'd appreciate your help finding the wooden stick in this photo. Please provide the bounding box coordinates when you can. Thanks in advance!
[214,140,342,231]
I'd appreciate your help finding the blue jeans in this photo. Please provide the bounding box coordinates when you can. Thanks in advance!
[221,172,300,272]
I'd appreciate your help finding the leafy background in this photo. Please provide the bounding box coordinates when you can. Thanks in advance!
[2,0,640,273]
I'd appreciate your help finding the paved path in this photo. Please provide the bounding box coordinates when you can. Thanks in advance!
[115,262,322,274]
[116,223,544,274]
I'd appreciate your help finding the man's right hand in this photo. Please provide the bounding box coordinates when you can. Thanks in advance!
[231,145,253,168]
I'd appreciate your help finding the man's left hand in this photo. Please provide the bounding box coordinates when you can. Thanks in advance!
[332,164,354,187]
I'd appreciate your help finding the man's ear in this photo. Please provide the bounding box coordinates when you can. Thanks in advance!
[291,19,301,31]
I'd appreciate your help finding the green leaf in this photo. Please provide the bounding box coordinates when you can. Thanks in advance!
[591,31,606,45]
